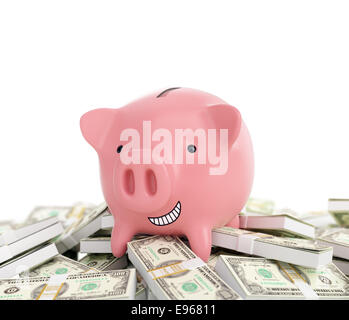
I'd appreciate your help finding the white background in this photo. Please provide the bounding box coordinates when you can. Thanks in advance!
[0,0,348,223]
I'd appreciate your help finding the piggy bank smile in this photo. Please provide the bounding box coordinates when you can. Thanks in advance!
[80,87,254,261]
[148,201,181,226]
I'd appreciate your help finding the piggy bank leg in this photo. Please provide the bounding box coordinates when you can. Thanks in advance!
[225,215,240,228]
[186,227,212,262]
[111,224,134,258]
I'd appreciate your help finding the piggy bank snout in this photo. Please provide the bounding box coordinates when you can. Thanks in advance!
[114,162,172,213]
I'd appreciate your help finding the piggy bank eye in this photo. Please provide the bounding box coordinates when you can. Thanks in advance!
[187,145,196,153]
[116,145,123,153]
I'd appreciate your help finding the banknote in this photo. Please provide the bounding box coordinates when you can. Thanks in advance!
[128,235,241,300]
[78,253,127,271]
[215,255,349,299]
[19,254,92,278]
[0,270,136,300]
[214,226,330,252]
[317,228,349,247]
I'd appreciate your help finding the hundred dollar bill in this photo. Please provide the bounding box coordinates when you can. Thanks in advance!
[328,199,349,227]
[215,255,349,300]
[127,235,241,300]
[212,226,332,268]
[0,270,136,300]
[78,253,127,271]
[244,198,275,215]
[317,228,349,260]
[19,254,92,278]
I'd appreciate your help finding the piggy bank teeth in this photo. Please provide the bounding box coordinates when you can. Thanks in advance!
[148,201,181,226]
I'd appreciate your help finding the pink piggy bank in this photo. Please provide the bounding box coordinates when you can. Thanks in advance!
[80,88,254,261]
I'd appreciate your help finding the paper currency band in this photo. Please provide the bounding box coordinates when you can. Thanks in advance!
[147,257,205,280]
[276,261,319,299]
[36,274,68,300]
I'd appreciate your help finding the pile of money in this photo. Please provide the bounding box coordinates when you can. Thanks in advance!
[0,196,348,300]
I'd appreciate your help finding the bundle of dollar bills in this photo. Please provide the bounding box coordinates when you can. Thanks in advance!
[0,270,136,300]
[215,255,349,299]
[0,202,137,300]
[0,217,64,278]
[127,235,241,300]
[212,226,333,268]
[239,214,315,238]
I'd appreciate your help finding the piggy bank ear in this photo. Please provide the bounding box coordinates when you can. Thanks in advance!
[207,104,242,147]
[80,108,117,151]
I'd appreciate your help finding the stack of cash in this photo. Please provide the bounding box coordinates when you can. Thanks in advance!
[0,202,137,300]
[0,197,348,300]
[215,255,349,299]
[127,235,241,300]
[212,227,333,268]
[239,214,315,238]
[0,217,64,278]
[0,270,136,300]
[316,227,349,275]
